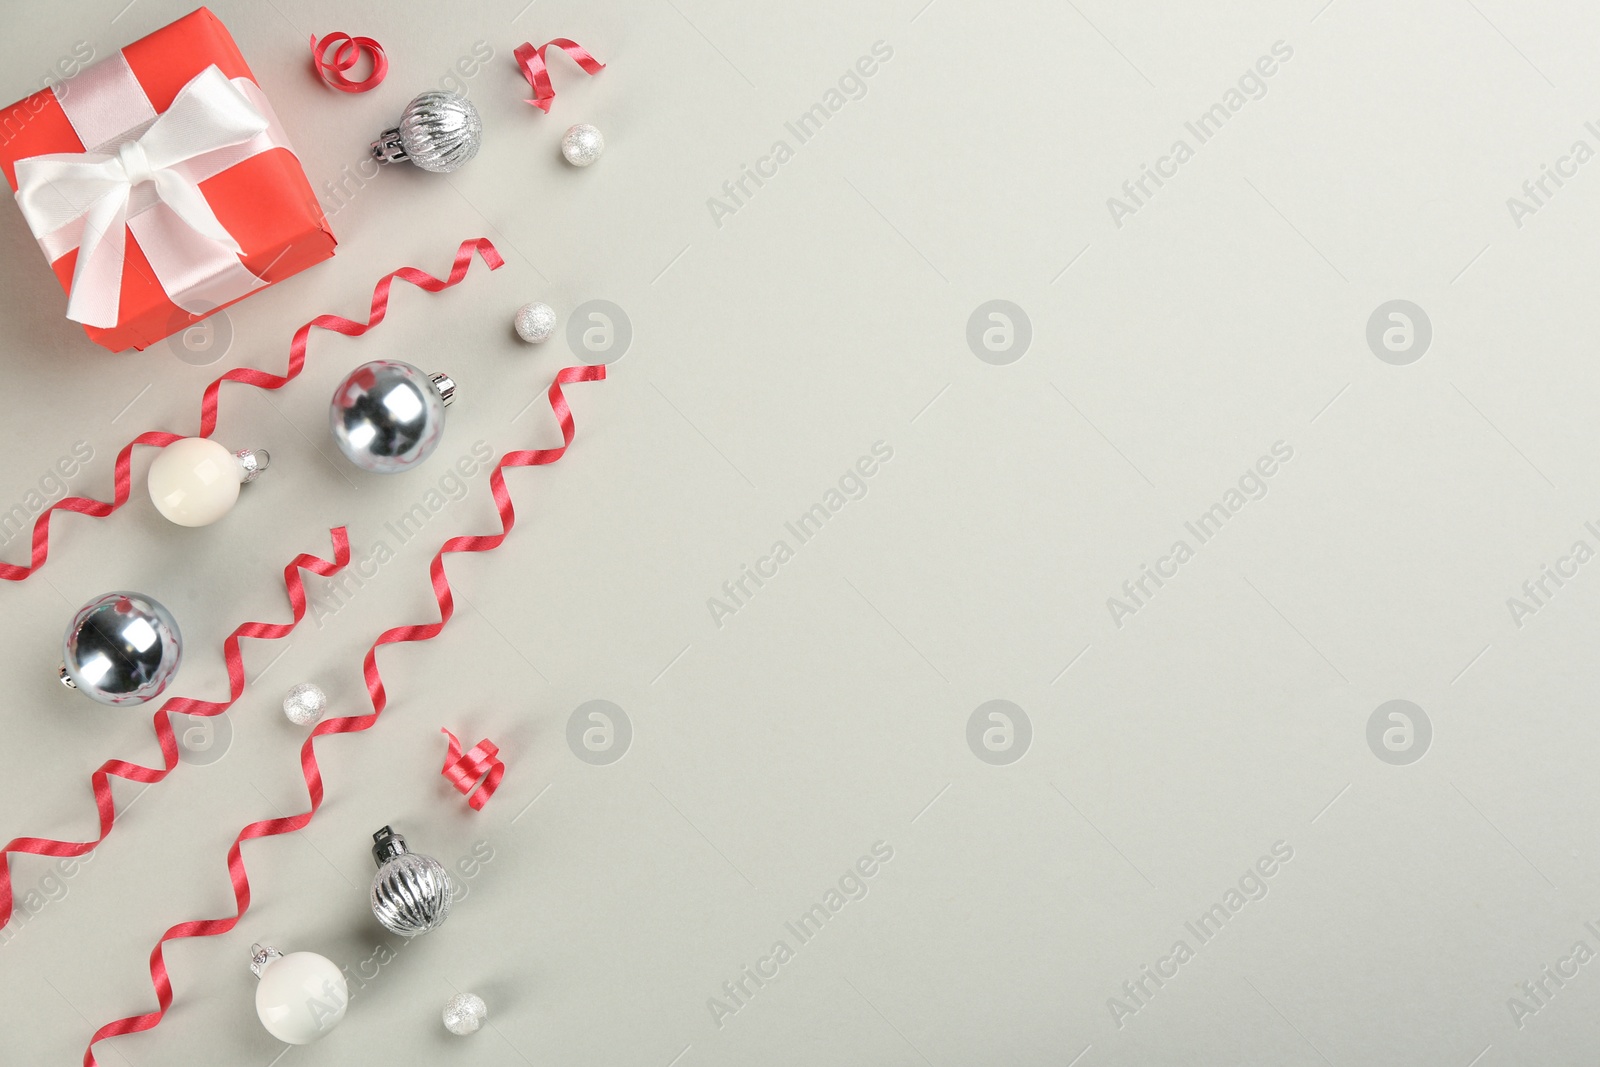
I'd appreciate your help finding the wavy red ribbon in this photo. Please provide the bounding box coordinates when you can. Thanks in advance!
[83,364,605,1066]
[440,729,505,811]
[0,238,503,583]
[310,32,388,92]
[0,528,350,931]
[194,238,503,438]
[514,38,605,112]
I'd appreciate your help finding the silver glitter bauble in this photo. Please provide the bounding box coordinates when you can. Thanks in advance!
[369,826,453,937]
[60,592,182,706]
[371,90,483,173]
[330,360,454,474]
[514,302,556,343]
[443,992,488,1035]
[282,682,327,726]
[561,123,604,166]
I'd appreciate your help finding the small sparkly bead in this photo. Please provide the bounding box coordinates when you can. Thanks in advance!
[443,992,488,1035]
[282,683,327,726]
[561,124,604,166]
[514,302,557,343]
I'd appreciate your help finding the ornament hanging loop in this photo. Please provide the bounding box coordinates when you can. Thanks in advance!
[371,825,408,864]
[249,943,284,978]
[371,128,407,165]
[236,448,270,483]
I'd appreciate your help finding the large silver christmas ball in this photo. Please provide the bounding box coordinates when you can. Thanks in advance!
[330,361,452,474]
[371,90,482,173]
[369,827,453,937]
[61,591,182,706]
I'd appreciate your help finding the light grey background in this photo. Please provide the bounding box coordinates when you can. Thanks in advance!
[0,0,1592,1064]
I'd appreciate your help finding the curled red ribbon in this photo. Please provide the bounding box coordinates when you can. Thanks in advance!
[440,729,505,810]
[514,38,605,112]
[0,238,504,583]
[310,32,388,92]
[83,364,605,1067]
[0,528,350,931]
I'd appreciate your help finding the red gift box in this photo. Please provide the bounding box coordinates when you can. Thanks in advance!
[0,7,335,352]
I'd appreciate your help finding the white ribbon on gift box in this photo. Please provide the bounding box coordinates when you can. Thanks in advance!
[11,54,296,329]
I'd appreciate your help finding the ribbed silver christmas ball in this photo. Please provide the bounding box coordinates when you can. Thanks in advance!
[371,90,482,173]
[60,592,182,706]
[369,827,453,937]
[330,360,453,474]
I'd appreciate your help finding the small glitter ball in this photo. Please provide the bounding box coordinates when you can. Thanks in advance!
[282,683,327,726]
[514,302,557,343]
[561,124,604,167]
[443,992,488,1035]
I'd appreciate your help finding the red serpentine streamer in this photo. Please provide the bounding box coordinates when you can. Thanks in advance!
[514,38,605,112]
[0,238,505,583]
[440,728,506,811]
[83,364,605,1066]
[310,32,389,93]
[0,527,350,930]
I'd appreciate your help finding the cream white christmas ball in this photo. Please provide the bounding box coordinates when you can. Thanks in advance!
[147,438,253,527]
[254,950,348,1044]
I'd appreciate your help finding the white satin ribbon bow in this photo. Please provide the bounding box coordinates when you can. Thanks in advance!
[13,65,272,328]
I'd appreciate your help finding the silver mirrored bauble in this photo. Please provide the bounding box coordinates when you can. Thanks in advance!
[560,123,604,167]
[60,591,182,706]
[282,682,327,726]
[443,992,488,1035]
[369,826,453,937]
[371,91,482,173]
[330,360,453,474]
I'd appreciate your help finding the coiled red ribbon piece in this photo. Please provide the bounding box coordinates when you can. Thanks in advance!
[0,528,350,930]
[514,38,605,112]
[310,32,388,92]
[0,238,503,583]
[440,729,505,810]
[83,364,605,1067]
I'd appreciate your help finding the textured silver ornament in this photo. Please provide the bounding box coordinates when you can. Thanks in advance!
[60,592,182,706]
[443,992,488,1035]
[330,360,453,474]
[369,826,453,937]
[282,682,327,726]
[561,123,604,166]
[371,90,483,173]
[514,302,556,343]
